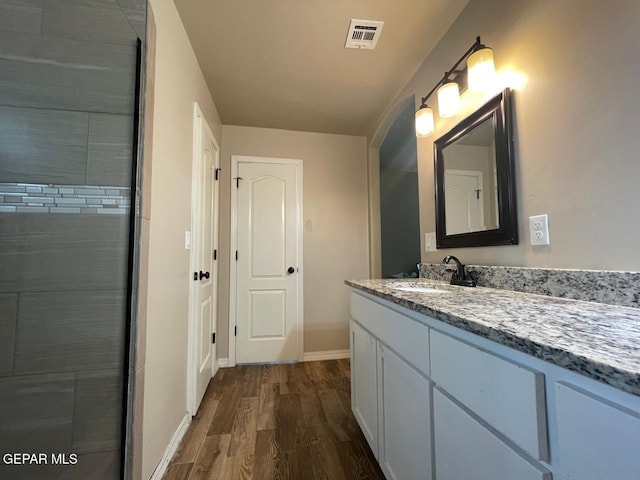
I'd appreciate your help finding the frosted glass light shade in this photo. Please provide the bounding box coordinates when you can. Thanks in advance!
[415,106,434,137]
[467,47,495,92]
[437,82,461,118]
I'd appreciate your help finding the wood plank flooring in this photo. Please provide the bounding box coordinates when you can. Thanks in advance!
[164,359,385,480]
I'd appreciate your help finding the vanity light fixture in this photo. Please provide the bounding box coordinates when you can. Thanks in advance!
[415,36,496,137]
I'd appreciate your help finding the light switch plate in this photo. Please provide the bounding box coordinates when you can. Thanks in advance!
[425,232,437,251]
[185,230,191,250]
[529,214,550,245]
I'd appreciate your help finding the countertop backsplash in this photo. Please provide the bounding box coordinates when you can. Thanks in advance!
[420,263,640,309]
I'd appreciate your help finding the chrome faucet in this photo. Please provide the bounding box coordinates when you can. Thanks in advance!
[443,255,476,287]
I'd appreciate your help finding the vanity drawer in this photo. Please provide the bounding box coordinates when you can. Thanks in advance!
[351,292,429,376]
[430,330,548,460]
[433,389,551,480]
[555,382,640,479]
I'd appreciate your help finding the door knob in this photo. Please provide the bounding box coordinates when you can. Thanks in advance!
[287,267,295,274]
[199,271,210,280]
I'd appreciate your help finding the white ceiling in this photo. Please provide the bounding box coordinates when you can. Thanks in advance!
[174,0,470,136]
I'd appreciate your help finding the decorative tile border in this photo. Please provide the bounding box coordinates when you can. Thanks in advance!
[0,182,130,215]
[420,263,640,309]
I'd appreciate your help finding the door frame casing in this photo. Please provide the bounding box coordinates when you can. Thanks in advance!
[187,103,220,416]
[228,155,304,367]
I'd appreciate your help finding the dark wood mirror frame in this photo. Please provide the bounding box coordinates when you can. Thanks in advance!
[434,88,518,248]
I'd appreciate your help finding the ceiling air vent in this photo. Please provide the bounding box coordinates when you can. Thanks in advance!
[345,19,384,50]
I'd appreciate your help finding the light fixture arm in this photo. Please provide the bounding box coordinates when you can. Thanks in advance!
[419,36,484,107]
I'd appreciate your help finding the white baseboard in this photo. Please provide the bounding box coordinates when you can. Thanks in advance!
[149,413,190,480]
[216,352,348,366]
[303,349,350,362]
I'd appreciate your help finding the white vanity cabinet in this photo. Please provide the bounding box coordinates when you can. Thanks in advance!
[430,331,551,479]
[430,330,549,461]
[555,382,640,479]
[433,389,551,480]
[349,289,640,480]
[350,293,433,480]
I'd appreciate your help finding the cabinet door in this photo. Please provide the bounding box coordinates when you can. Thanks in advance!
[378,343,432,480]
[350,319,379,456]
[555,382,640,480]
[433,389,551,480]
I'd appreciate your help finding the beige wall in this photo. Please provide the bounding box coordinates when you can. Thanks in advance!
[218,126,369,358]
[370,0,640,271]
[143,0,222,478]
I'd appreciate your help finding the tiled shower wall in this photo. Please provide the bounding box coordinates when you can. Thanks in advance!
[0,1,146,479]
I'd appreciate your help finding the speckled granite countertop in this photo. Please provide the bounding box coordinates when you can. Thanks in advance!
[346,279,640,397]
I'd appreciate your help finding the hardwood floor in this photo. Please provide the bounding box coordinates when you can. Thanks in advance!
[164,359,385,480]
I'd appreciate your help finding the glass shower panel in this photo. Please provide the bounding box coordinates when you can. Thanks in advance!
[379,100,421,278]
[0,1,147,478]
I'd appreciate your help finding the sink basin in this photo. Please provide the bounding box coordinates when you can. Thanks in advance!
[390,286,450,294]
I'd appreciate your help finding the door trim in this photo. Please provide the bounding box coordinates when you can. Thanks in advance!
[228,155,304,367]
[187,103,220,416]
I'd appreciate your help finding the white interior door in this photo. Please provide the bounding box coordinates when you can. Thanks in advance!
[234,159,302,364]
[190,106,219,414]
[444,169,484,235]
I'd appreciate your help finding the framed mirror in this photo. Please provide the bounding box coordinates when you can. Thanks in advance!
[434,88,517,248]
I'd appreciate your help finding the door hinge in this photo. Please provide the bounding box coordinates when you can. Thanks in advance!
[215,167,221,181]
[213,249,217,260]
[212,332,216,344]
[193,272,198,281]
[235,250,238,261]
[234,326,237,336]
[234,176,243,188]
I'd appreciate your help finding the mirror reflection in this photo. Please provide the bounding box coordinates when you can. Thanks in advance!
[443,117,499,235]
[433,88,518,249]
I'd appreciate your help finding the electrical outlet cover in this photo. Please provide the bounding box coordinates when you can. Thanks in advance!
[529,214,550,245]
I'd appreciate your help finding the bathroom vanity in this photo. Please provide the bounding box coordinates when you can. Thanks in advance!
[346,279,640,480]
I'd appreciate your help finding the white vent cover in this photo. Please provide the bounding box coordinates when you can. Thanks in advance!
[345,19,384,49]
